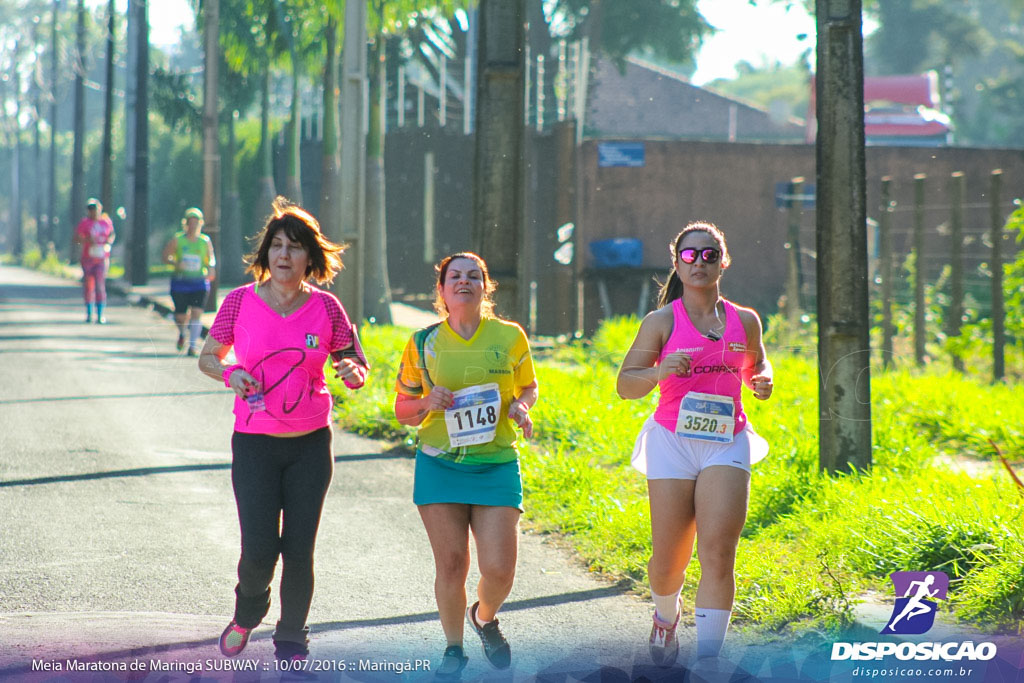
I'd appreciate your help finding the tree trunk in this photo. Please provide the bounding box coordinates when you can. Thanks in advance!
[129,0,149,286]
[318,15,341,240]
[285,48,303,204]
[364,37,392,324]
[46,0,60,254]
[69,0,86,262]
[203,0,221,308]
[257,63,277,213]
[221,109,245,283]
[32,21,44,251]
[100,0,115,212]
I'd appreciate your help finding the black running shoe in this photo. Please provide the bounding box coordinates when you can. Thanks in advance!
[435,644,468,679]
[466,601,511,670]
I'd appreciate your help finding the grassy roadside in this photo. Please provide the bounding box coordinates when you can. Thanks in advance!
[327,317,1024,637]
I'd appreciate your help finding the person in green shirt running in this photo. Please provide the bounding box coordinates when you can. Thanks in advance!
[394,252,538,679]
[162,207,216,355]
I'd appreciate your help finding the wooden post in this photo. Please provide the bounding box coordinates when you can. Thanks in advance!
[913,173,926,366]
[990,170,1005,382]
[948,171,965,372]
[879,176,894,368]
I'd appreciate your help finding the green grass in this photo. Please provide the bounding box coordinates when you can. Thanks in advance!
[327,318,1024,636]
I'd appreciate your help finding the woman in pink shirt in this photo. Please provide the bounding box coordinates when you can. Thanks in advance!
[198,197,369,665]
[616,222,774,670]
[72,198,115,324]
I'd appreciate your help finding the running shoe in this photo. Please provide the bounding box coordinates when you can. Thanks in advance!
[435,644,468,679]
[466,601,511,670]
[176,334,185,351]
[96,316,107,325]
[187,346,199,357]
[649,608,680,667]
[218,621,253,657]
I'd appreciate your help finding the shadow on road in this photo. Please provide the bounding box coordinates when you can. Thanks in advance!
[0,587,633,679]
[0,390,225,405]
[0,452,410,488]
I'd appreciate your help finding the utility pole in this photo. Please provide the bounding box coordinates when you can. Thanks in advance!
[100,0,115,212]
[815,0,871,473]
[202,0,221,308]
[472,0,527,322]
[335,0,367,322]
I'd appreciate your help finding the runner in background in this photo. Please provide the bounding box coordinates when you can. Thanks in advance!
[616,222,774,671]
[72,198,115,324]
[162,207,216,356]
[394,252,538,679]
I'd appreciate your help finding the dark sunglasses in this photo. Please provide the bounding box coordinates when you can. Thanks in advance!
[678,247,721,264]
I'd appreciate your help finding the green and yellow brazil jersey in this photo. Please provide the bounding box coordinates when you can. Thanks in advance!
[173,232,213,279]
[396,317,536,464]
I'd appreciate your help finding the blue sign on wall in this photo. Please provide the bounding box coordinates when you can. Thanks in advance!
[598,142,646,167]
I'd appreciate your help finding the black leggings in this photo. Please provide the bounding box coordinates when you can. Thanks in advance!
[231,428,333,642]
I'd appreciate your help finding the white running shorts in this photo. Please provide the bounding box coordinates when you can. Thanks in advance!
[631,416,769,480]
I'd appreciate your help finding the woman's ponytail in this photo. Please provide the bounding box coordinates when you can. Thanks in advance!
[657,270,683,308]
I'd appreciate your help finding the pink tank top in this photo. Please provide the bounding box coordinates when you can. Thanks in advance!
[209,283,365,434]
[652,298,752,435]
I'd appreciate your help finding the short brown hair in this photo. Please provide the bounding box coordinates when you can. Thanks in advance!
[433,252,498,318]
[246,196,346,285]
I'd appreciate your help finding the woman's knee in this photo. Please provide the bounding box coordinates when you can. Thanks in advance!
[478,557,516,589]
[434,550,471,584]
[696,542,738,580]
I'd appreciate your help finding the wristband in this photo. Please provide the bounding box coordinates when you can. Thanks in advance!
[222,364,243,387]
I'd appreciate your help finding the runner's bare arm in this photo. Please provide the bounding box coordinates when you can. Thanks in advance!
[394,386,453,427]
[616,308,682,400]
[737,307,773,401]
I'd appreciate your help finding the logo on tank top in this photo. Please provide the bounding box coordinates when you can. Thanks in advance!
[305,333,319,349]
[729,342,746,353]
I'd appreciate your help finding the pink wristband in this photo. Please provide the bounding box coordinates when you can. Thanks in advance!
[222,364,243,387]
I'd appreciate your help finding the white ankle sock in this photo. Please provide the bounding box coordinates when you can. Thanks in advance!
[651,589,681,625]
[695,607,731,657]
[189,320,202,347]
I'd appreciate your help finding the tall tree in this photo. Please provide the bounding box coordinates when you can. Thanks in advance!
[221,0,289,215]
[47,0,60,253]
[100,0,115,212]
[545,0,711,66]
[362,1,461,324]
[69,0,86,261]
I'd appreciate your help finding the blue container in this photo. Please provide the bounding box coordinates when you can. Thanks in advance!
[589,238,643,268]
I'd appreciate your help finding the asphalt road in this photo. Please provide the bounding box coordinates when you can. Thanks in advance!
[0,264,673,683]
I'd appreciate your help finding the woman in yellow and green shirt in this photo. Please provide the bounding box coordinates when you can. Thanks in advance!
[394,252,538,679]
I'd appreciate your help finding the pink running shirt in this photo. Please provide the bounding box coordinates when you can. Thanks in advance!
[652,298,753,436]
[75,217,115,265]
[209,283,367,434]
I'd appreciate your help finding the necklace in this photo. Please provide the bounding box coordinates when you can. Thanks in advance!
[264,282,306,318]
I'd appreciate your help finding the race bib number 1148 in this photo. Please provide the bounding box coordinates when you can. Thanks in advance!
[445,383,501,447]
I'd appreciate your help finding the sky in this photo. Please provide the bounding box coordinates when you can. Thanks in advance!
[143,0,820,86]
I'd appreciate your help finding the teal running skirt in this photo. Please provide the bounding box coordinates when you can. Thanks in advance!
[413,450,523,511]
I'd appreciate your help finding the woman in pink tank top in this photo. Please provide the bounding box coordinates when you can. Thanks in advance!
[198,197,368,664]
[616,222,774,670]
